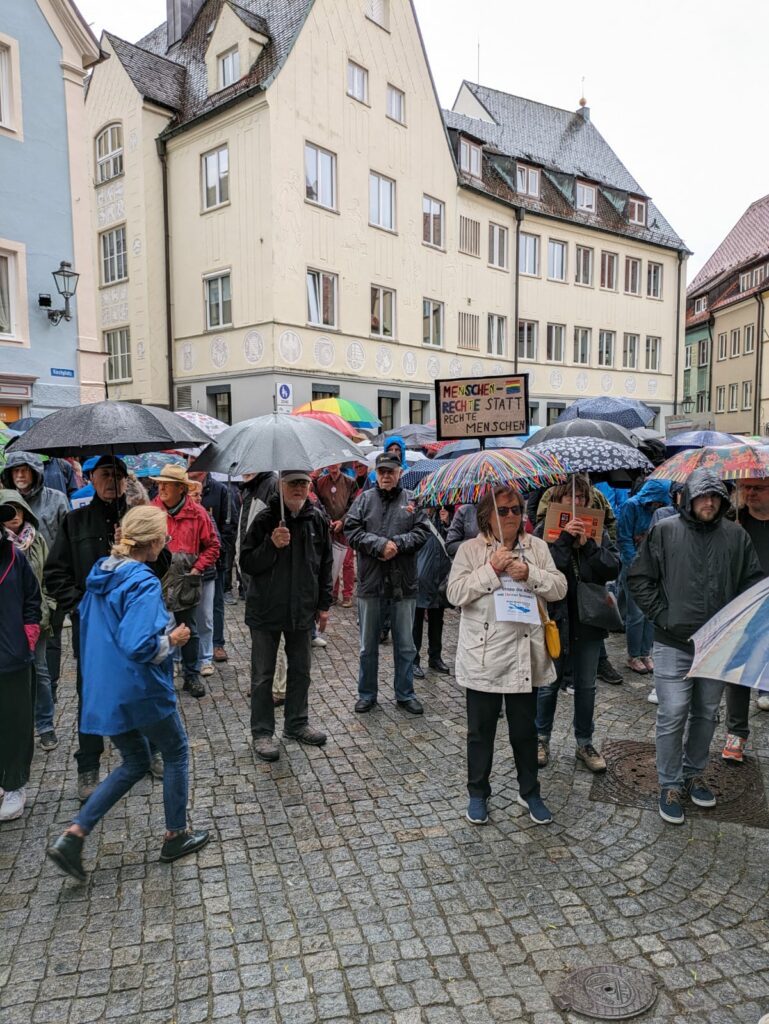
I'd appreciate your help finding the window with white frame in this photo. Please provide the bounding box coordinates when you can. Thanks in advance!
[205,272,232,329]
[459,138,482,177]
[576,181,596,212]
[573,327,590,365]
[628,197,646,225]
[519,232,539,276]
[488,222,508,268]
[305,143,336,209]
[487,314,506,356]
[718,332,727,360]
[598,330,615,367]
[698,339,709,366]
[386,84,405,123]
[458,215,480,257]
[0,44,12,130]
[600,250,617,290]
[622,333,639,369]
[422,195,444,248]
[458,311,479,350]
[306,269,337,328]
[740,271,752,292]
[731,328,741,357]
[716,385,725,413]
[647,261,663,299]
[728,383,738,411]
[370,284,394,338]
[365,0,390,28]
[685,346,692,370]
[422,298,443,347]
[218,47,240,89]
[95,123,123,183]
[696,392,706,413]
[0,252,14,336]
[694,296,707,314]
[743,381,753,410]
[518,320,537,360]
[101,226,127,285]
[347,60,368,103]
[624,257,641,295]
[105,327,131,383]
[754,266,765,287]
[645,335,661,371]
[516,163,539,197]
[575,245,593,286]
[745,323,755,353]
[369,172,395,230]
[546,323,565,362]
[202,145,229,209]
[547,239,567,281]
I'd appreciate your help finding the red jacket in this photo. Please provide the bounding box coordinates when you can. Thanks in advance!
[152,496,220,573]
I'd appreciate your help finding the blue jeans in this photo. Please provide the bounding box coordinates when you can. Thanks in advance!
[536,637,602,746]
[75,710,189,834]
[34,634,55,735]
[213,569,226,648]
[357,596,417,702]
[622,568,653,658]
[654,641,724,790]
[194,580,215,668]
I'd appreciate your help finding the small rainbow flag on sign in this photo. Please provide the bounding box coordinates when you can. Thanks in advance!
[505,379,522,397]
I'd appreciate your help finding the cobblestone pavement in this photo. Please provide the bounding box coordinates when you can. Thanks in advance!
[2,604,769,1024]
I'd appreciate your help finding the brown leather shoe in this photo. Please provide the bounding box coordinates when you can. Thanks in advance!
[213,646,228,662]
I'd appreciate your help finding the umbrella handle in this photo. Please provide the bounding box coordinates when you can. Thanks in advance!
[278,469,285,525]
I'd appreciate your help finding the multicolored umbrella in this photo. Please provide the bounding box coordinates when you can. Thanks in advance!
[650,443,769,483]
[527,436,652,474]
[689,577,769,690]
[123,452,187,478]
[293,398,381,429]
[291,408,359,438]
[414,449,567,507]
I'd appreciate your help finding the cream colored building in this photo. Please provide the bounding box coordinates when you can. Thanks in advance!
[86,0,687,429]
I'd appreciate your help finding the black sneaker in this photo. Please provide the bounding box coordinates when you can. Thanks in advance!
[39,730,59,751]
[47,833,86,882]
[597,659,623,685]
[159,829,210,863]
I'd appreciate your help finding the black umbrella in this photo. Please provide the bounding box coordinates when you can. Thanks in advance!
[5,401,213,457]
[522,418,637,449]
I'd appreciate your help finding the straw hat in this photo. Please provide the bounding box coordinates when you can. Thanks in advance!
[150,464,191,486]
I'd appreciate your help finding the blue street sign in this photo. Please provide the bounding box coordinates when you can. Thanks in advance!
[50,368,75,378]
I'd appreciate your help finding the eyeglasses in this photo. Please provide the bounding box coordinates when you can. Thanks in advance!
[496,506,523,517]
[743,484,769,492]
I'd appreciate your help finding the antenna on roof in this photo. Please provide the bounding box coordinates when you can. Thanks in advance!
[477,36,480,85]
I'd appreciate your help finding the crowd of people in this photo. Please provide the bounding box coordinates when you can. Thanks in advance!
[0,432,767,882]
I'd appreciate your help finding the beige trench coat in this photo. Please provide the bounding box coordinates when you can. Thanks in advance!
[447,532,567,694]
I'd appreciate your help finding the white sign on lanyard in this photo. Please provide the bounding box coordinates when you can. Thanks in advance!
[494,578,539,624]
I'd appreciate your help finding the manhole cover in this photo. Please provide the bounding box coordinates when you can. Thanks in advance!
[554,964,657,1019]
[589,740,769,829]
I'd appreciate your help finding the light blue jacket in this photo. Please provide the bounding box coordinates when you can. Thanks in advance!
[617,479,672,566]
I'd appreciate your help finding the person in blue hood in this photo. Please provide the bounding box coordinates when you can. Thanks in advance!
[365,435,408,490]
[46,506,209,882]
[617,479,671,678]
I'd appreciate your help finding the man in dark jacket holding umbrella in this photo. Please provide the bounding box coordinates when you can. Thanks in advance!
[240,471,332,762]
[629,469,763,825]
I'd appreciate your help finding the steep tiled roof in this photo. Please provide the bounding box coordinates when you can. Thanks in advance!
[688,194,769,293]
[228,1,270,36]
[104,32,186,111]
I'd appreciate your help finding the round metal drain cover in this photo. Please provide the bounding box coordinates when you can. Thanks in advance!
[554,965,658,1020]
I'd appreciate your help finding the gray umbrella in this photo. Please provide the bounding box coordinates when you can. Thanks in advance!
[5,400,212,457]
[522,418,637,449]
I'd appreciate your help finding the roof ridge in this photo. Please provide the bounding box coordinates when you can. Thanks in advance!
[104,31,185,70]
[465,79,585,120]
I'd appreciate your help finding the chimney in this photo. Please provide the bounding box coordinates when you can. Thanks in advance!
[167,0,206,49]
[577,96,590,121]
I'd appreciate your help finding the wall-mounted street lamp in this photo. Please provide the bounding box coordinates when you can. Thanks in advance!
[681,395,695,415]
[38,261,80,325]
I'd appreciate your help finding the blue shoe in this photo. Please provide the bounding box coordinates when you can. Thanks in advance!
[684,777,716,808]
[466,797,488,825]
[658,787,685,824]
[516,793,552,825]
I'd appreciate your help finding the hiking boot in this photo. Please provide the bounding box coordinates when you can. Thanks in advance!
[0,788,26,821]
[284,725,327,747]
[183,677,206,698]
[576,743,607,773]
[516,793,553,825]
[659,788,685,824]
[39,730,59,751]
[159,829,210,863]
[537,737,550,767]
[47,832,86,882]
[626,657,648,674]
[149,752,164,779]
[684,776,716,807]
[466,797,489,825]
[252,735,280,762]
[722,733,746,764]
[213,646,228,662]
[77,770,99,803]
[597,658,623,685]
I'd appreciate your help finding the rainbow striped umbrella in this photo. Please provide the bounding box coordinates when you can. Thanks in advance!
[650,443,769,483]
[414,448,567,507]
[293,398,381,429]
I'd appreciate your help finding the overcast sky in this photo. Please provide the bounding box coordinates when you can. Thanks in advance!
[76,0,769,281]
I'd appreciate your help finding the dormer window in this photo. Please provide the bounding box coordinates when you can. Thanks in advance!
[628,197,646,226]
[516,163,539,198]
[218,47,240,89]
[576,181,596,213]
[459,138,482,178]
[694,296,707,314]
[740,272,752,292]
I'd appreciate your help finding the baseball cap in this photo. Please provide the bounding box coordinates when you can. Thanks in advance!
[375,453,401,471]
[282,470,312,483]
[92,455,128,477]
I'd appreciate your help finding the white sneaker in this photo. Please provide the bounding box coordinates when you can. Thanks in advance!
[647,688,658,705]
[311,636,328,648]
[757,694,769,712]
[0,789,26,821]
[200,663,214,677]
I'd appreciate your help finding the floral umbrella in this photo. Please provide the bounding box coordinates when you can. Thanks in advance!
[291,408,359,439]
[123,452,187,478]
[175,410,229,437]
[414,448,567,507]
[526,436,652,474]
[292,398,381,429]
[650,444,769,483]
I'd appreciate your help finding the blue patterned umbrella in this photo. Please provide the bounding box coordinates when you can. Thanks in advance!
[558,398,655,430]
[665,430,744,451]
[527,436,652,474]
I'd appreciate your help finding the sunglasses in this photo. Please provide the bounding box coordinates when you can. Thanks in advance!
[496,506,523,517]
